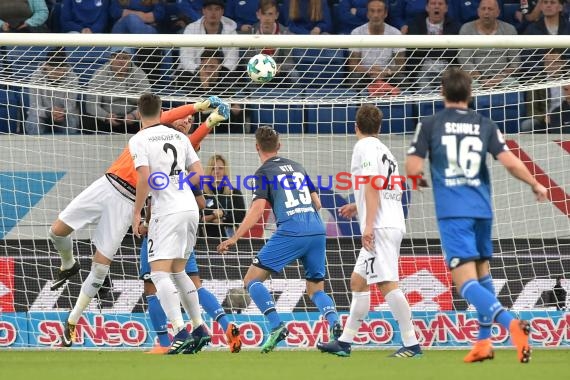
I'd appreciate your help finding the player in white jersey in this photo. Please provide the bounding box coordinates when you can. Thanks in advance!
[129,93,209,355]
[318,104,421,357]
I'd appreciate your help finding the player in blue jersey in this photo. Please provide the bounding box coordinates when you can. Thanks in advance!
[405,68,548,363]
[217,126,342,353]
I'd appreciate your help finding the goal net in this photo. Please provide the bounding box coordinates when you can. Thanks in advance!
[0,34,568,349]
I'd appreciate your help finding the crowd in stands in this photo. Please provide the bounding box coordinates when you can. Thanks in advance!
[1,0,570,134]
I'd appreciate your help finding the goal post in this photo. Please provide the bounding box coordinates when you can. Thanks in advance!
[0,34,568,350]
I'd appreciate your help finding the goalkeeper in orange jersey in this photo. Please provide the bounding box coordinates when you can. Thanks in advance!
[48,95,229,347]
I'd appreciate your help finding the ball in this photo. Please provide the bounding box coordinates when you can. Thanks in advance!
[247,54,277,83]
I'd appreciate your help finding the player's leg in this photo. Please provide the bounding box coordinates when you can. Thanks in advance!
[474,219,530,363]
[49,219,80,290]
[49,178,111,291]
[317,251,370,357]
[189,260,242,353]
[301,234,341,339]
[170,211,211,354]
[372,228,420,358]
[139,237,171,353]
[245,233,297,353]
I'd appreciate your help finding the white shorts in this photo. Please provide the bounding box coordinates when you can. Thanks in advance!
[147,210,199,263]
[354,228,403,285]
[59,176,133,260]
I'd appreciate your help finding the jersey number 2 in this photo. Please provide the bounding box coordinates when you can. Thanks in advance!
[163,143,180,176]
[441,136,482,178]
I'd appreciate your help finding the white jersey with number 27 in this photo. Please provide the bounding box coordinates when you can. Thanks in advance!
[129,124,200,217]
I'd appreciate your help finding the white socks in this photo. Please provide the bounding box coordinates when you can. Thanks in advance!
[68,262,109,324]
[172,271,203,327]
[151,271,185,333]
[339,291,370,344]
[49,228,75,270]
[385,288,419,347]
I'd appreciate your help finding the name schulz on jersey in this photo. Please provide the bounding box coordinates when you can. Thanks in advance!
[147,170,425,192]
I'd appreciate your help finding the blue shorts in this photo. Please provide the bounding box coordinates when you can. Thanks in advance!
[438,218,493,269]
[139,237,198,281]
[255,233,326,281]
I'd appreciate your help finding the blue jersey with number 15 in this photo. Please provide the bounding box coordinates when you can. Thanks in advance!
[408,107,508,219]
[252,156,325,236]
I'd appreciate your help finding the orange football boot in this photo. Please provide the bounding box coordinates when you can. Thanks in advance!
[509,320,531,363]
[464,339,494,363]
[226,323,242,353]
[145,344,170,355]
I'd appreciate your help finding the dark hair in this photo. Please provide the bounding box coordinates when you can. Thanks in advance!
[259,0,278,11]
[356,104,382,135]
[137,93,162,119]
[255,126,279,152]
[441,68,472,103]
[45,48,68,67]
[200,48,224,61]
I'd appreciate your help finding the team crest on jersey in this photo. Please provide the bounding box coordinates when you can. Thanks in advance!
[131,154,137,160]
[362,161,371,168]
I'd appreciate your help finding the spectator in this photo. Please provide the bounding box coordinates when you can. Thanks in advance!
[389,0,427,33]
[284,0,332,34]
[511,0,541,32]
[110,1,167,86]
[347,0,405,94]
[522,48,566,131]
[225,0,259,33]
[0,0,49,32]
[241,0,297,83]
[407,0,460,91]
[110,0,165,33]
[25,48,80,135]
[179,49,247,133]
[84,47,151,134]
[458,0,519,89]
[179,0,239,73]
[334,0,369,34]
[168,0,203,33]
[200,154,246,238]
[60,0,110,33]
[525,0,570,34]
[547,85,570,133]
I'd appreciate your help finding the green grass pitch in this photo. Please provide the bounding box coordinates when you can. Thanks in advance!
[1,350,569,380]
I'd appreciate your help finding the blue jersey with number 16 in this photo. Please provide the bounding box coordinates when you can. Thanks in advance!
[408,107,508,219]
[252,156,325,236]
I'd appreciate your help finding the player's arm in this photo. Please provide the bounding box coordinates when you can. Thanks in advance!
[217,199,266,253]
[362,178,379,252]
[496,151,548,201]
[133,165,151,238]
[405,155,424,177]
[310,192,321,211]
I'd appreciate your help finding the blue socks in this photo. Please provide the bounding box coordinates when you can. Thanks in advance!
[310,290,339,326]
[477,275,495,340]
[461,279,513,333]
[146,294,170,347]
[248,280,281,330]
[198,287,229,331]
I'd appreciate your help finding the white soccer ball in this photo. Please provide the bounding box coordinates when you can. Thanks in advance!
[247,54,277,83]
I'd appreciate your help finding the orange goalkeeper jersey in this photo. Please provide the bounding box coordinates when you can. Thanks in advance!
[106,104,210,188]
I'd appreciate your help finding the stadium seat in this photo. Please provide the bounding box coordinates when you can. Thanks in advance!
[292,48,347,88]
[418,100,445,119]
[4,46,48,81]
[65,46,108,85]
[304,89,360,134]
[0,86,21,133]
[473,92,524,133]
[377,102,415,134]
[501,3,520,26]
[247,87,304,133]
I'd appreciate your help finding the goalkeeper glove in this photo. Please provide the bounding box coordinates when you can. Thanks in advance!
[194,99,211,112]
[205,103,230,129]
[207,96,223,109]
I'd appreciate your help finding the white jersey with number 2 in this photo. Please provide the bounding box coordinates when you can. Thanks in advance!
[129,124,200,217]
